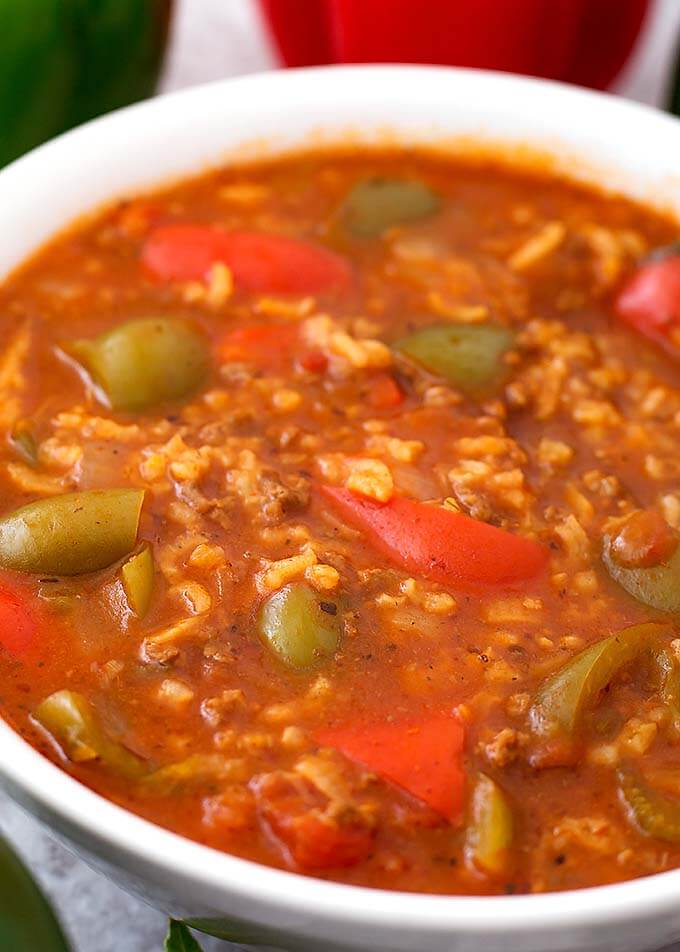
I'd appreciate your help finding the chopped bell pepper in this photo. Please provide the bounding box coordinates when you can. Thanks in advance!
[529,622,670,764]
[0,489,144,576]
[139,754,239,796]
[655,647,680,733]
[619,768,680,843]
[603,534,680,613]
[63,317,209,412]
[394,323,514,395]
[317,713,466,822]
[258,582,342,669]
[33,690,146,779]
[322,487,548,587]
[121,543,154,618]
[614,255,680,356]
[465,773,514,877]
[341,178,440,237]
[142,226,352,294]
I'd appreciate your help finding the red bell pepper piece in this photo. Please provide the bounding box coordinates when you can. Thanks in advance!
[259,0,647,91]
[0,586,38,656]
[614,256,680,355]
[142,225,352,294]
[322,487,548,586]
[318,714,466,822]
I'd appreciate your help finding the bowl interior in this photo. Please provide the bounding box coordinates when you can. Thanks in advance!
[2,65,680,948]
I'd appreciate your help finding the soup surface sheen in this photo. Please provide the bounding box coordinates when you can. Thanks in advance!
[2,150,680,895]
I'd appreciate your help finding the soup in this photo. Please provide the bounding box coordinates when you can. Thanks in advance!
[1,149,680,895]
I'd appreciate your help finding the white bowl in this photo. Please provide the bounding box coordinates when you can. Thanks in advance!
[2,66,680,952]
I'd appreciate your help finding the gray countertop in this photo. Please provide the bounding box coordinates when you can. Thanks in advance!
[0,794,231,952]
[4,1,680,950]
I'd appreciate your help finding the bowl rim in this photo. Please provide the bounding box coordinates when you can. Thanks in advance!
[2,63,680,939]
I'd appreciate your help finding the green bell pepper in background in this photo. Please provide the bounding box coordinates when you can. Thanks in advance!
[0,835,70,951]
[0,0,171,168]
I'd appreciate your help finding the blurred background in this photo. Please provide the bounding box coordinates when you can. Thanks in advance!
[2,1,680,950]
[3,0,680,170]
[161,0,679,106]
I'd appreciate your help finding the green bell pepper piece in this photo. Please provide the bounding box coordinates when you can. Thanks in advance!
[655,647,680,732]
[619,768,680,843]
[0,835,70,952]
[0,488,144,575]
[121,543,154,618]
[529,622,670,744]
[465,773,514,877]
[64,318,209,412]
[139,754,239,797]
[342,178,440,237]
[394,323,514,395]
[603,538,680,612]
[34,689,146,779]
[0,0,171,168]
[64,0,171,130]
[258,582,342,669]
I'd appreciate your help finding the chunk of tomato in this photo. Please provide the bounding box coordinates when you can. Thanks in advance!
[251,771,374,869]
[615,256,680,353]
